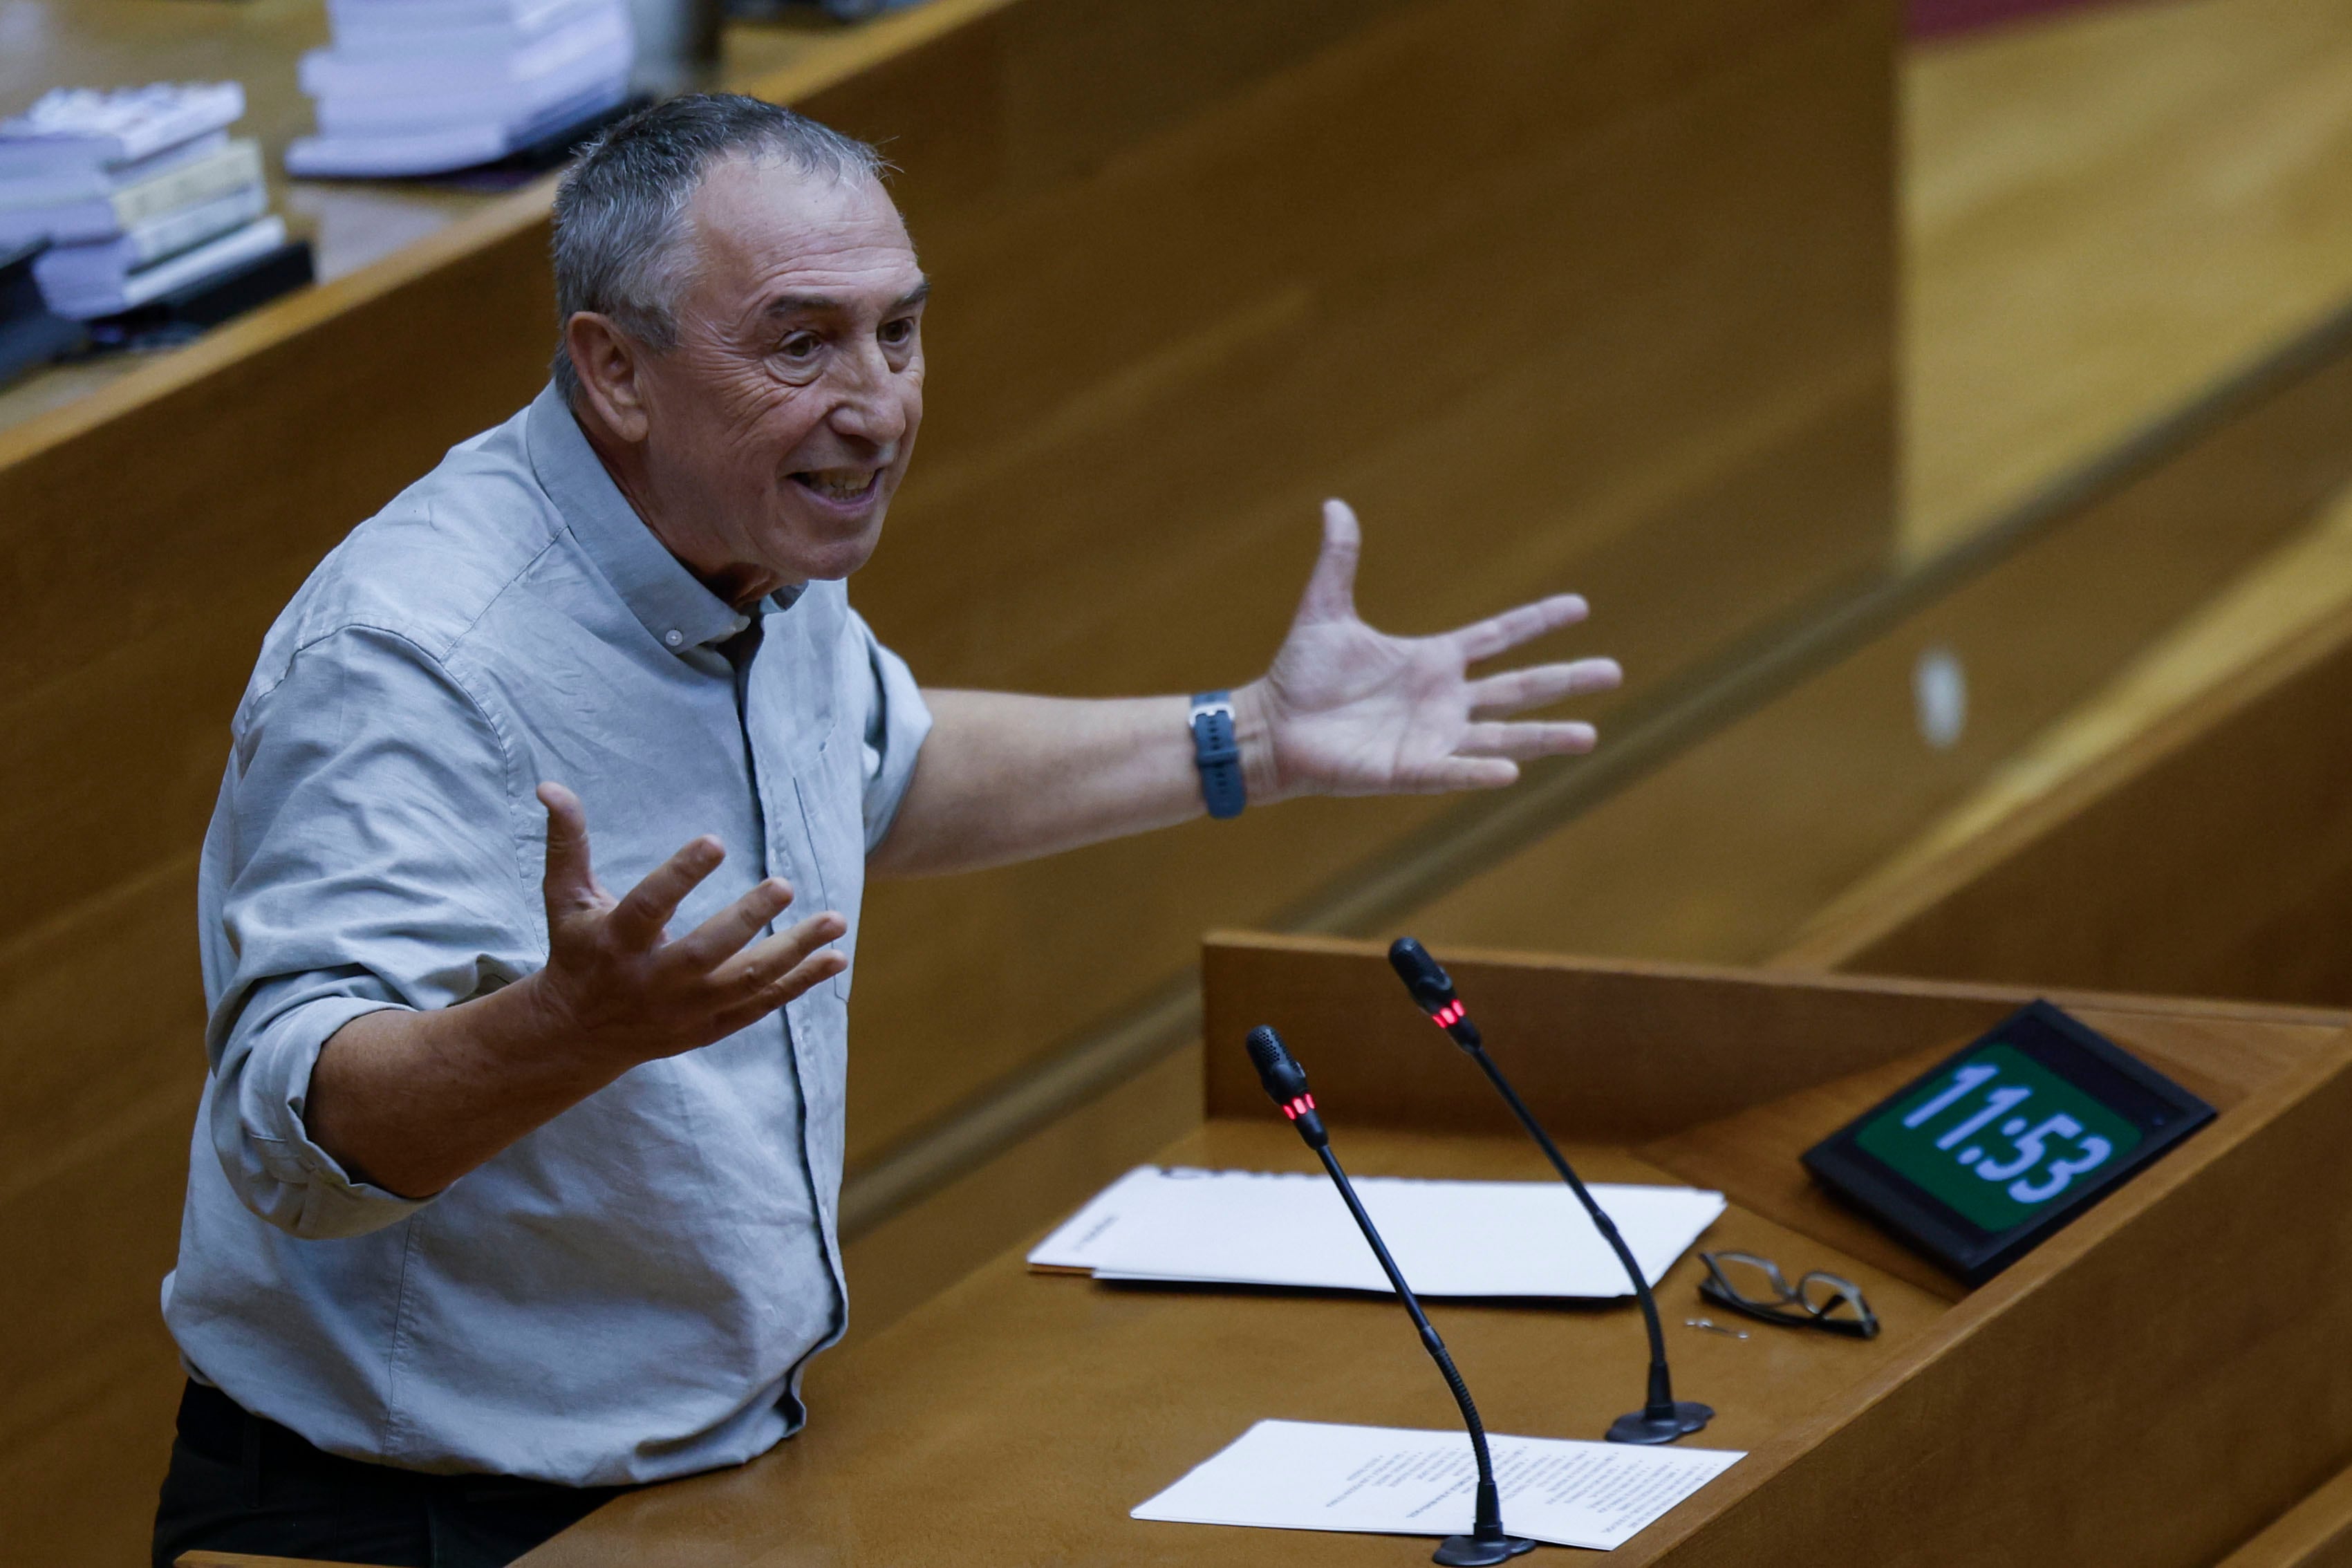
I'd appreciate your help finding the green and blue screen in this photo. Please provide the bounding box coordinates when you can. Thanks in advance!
[1854,1043,2144,1233]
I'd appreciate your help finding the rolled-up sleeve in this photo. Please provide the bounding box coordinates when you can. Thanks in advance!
[204,625,534,1240]
[847,608,931,852]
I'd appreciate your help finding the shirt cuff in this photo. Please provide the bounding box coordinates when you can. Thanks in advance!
[210,993,434,1240]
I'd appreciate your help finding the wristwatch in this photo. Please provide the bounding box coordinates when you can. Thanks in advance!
[1189,691,1246,819]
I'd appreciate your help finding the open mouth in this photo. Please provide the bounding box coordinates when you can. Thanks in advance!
[790,467,882,505]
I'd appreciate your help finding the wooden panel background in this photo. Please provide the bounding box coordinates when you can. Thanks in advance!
[0,0,1894,1558]
[1399,297,2352,970]
[2221,1459,2352,1568]
[1903,0,2352,554]
[1784,597,2352,1003]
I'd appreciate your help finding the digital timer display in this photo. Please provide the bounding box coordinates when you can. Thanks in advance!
[1853,1043,2144,1231]
[1803,1002,2214,1285]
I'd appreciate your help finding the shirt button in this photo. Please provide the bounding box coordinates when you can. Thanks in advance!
[664,630,683,648]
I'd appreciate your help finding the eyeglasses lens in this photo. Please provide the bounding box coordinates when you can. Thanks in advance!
[1798,1272,1878,1336]
[1709,1253,1790,1309]
[1798,1273,1861,1319]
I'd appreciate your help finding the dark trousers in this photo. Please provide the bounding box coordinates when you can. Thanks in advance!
[152,1381,634,1568]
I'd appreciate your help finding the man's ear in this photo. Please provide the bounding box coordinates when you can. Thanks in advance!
[563,312,652,444]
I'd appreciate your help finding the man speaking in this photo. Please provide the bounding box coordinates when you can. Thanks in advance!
[153,95,1620,1567]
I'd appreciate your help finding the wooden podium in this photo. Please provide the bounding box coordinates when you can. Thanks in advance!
[504,931,2352,1565]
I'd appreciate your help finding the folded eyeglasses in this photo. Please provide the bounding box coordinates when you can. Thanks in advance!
[1697,1250,1880,1339]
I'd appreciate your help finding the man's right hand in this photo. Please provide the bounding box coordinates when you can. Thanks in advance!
[530,781,846,1070]
[308,784,843,1200]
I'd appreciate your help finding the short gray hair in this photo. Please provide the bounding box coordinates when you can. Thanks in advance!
[549,93,888,403]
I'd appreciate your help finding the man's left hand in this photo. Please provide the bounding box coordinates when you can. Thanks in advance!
[1236,499,1623,801]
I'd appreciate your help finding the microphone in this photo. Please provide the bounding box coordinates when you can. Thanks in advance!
[1245,1027,1535,1567]
[1388,938,1712,1446]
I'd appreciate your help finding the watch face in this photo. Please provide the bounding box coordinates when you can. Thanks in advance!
[1802,1002,2214,1284]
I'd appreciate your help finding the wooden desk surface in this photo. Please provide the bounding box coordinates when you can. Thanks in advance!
[528,943,2352,1565]
[525,1120,1949,1568]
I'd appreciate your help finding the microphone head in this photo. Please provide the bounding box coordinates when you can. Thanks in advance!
[1244,1025,1312,1103]
[1388,936,1457,1014]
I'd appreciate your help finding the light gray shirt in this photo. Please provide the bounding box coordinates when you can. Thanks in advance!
[163,383,931,1486]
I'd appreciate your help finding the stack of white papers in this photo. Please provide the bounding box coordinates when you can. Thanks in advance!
[0,83,243,175]
[1031,1166,1725,1298]
[1135,1419,1744,1551]
[288,0,635,178]
[39,215,288,318]
[0,137,259,251]
[0,85,282,319]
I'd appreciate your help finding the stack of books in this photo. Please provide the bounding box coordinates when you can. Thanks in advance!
[0,84,289,321]
[288,0,635,178]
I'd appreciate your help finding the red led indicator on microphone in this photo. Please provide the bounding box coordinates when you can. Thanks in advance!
[1432,1000,1467,1028]
[1280,1093,1316,1121]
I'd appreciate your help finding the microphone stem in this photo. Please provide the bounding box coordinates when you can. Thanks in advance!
[1463,1044,1676,1417]
[1315,1144,1508,1542]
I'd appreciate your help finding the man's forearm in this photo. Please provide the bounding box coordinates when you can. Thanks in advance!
[870,687,1278,877]
[306,976,627,1200]
[298,789,848,1207]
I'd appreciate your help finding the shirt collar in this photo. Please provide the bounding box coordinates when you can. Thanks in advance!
[525,382,799,657]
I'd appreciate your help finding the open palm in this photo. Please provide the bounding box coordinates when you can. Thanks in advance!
[1251,501,1621,799]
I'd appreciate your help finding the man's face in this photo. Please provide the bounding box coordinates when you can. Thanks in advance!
[631,155,927,594]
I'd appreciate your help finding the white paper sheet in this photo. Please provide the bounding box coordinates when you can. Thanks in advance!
[1134,1419,1743,1550]
[1028,1166,1724,1298]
